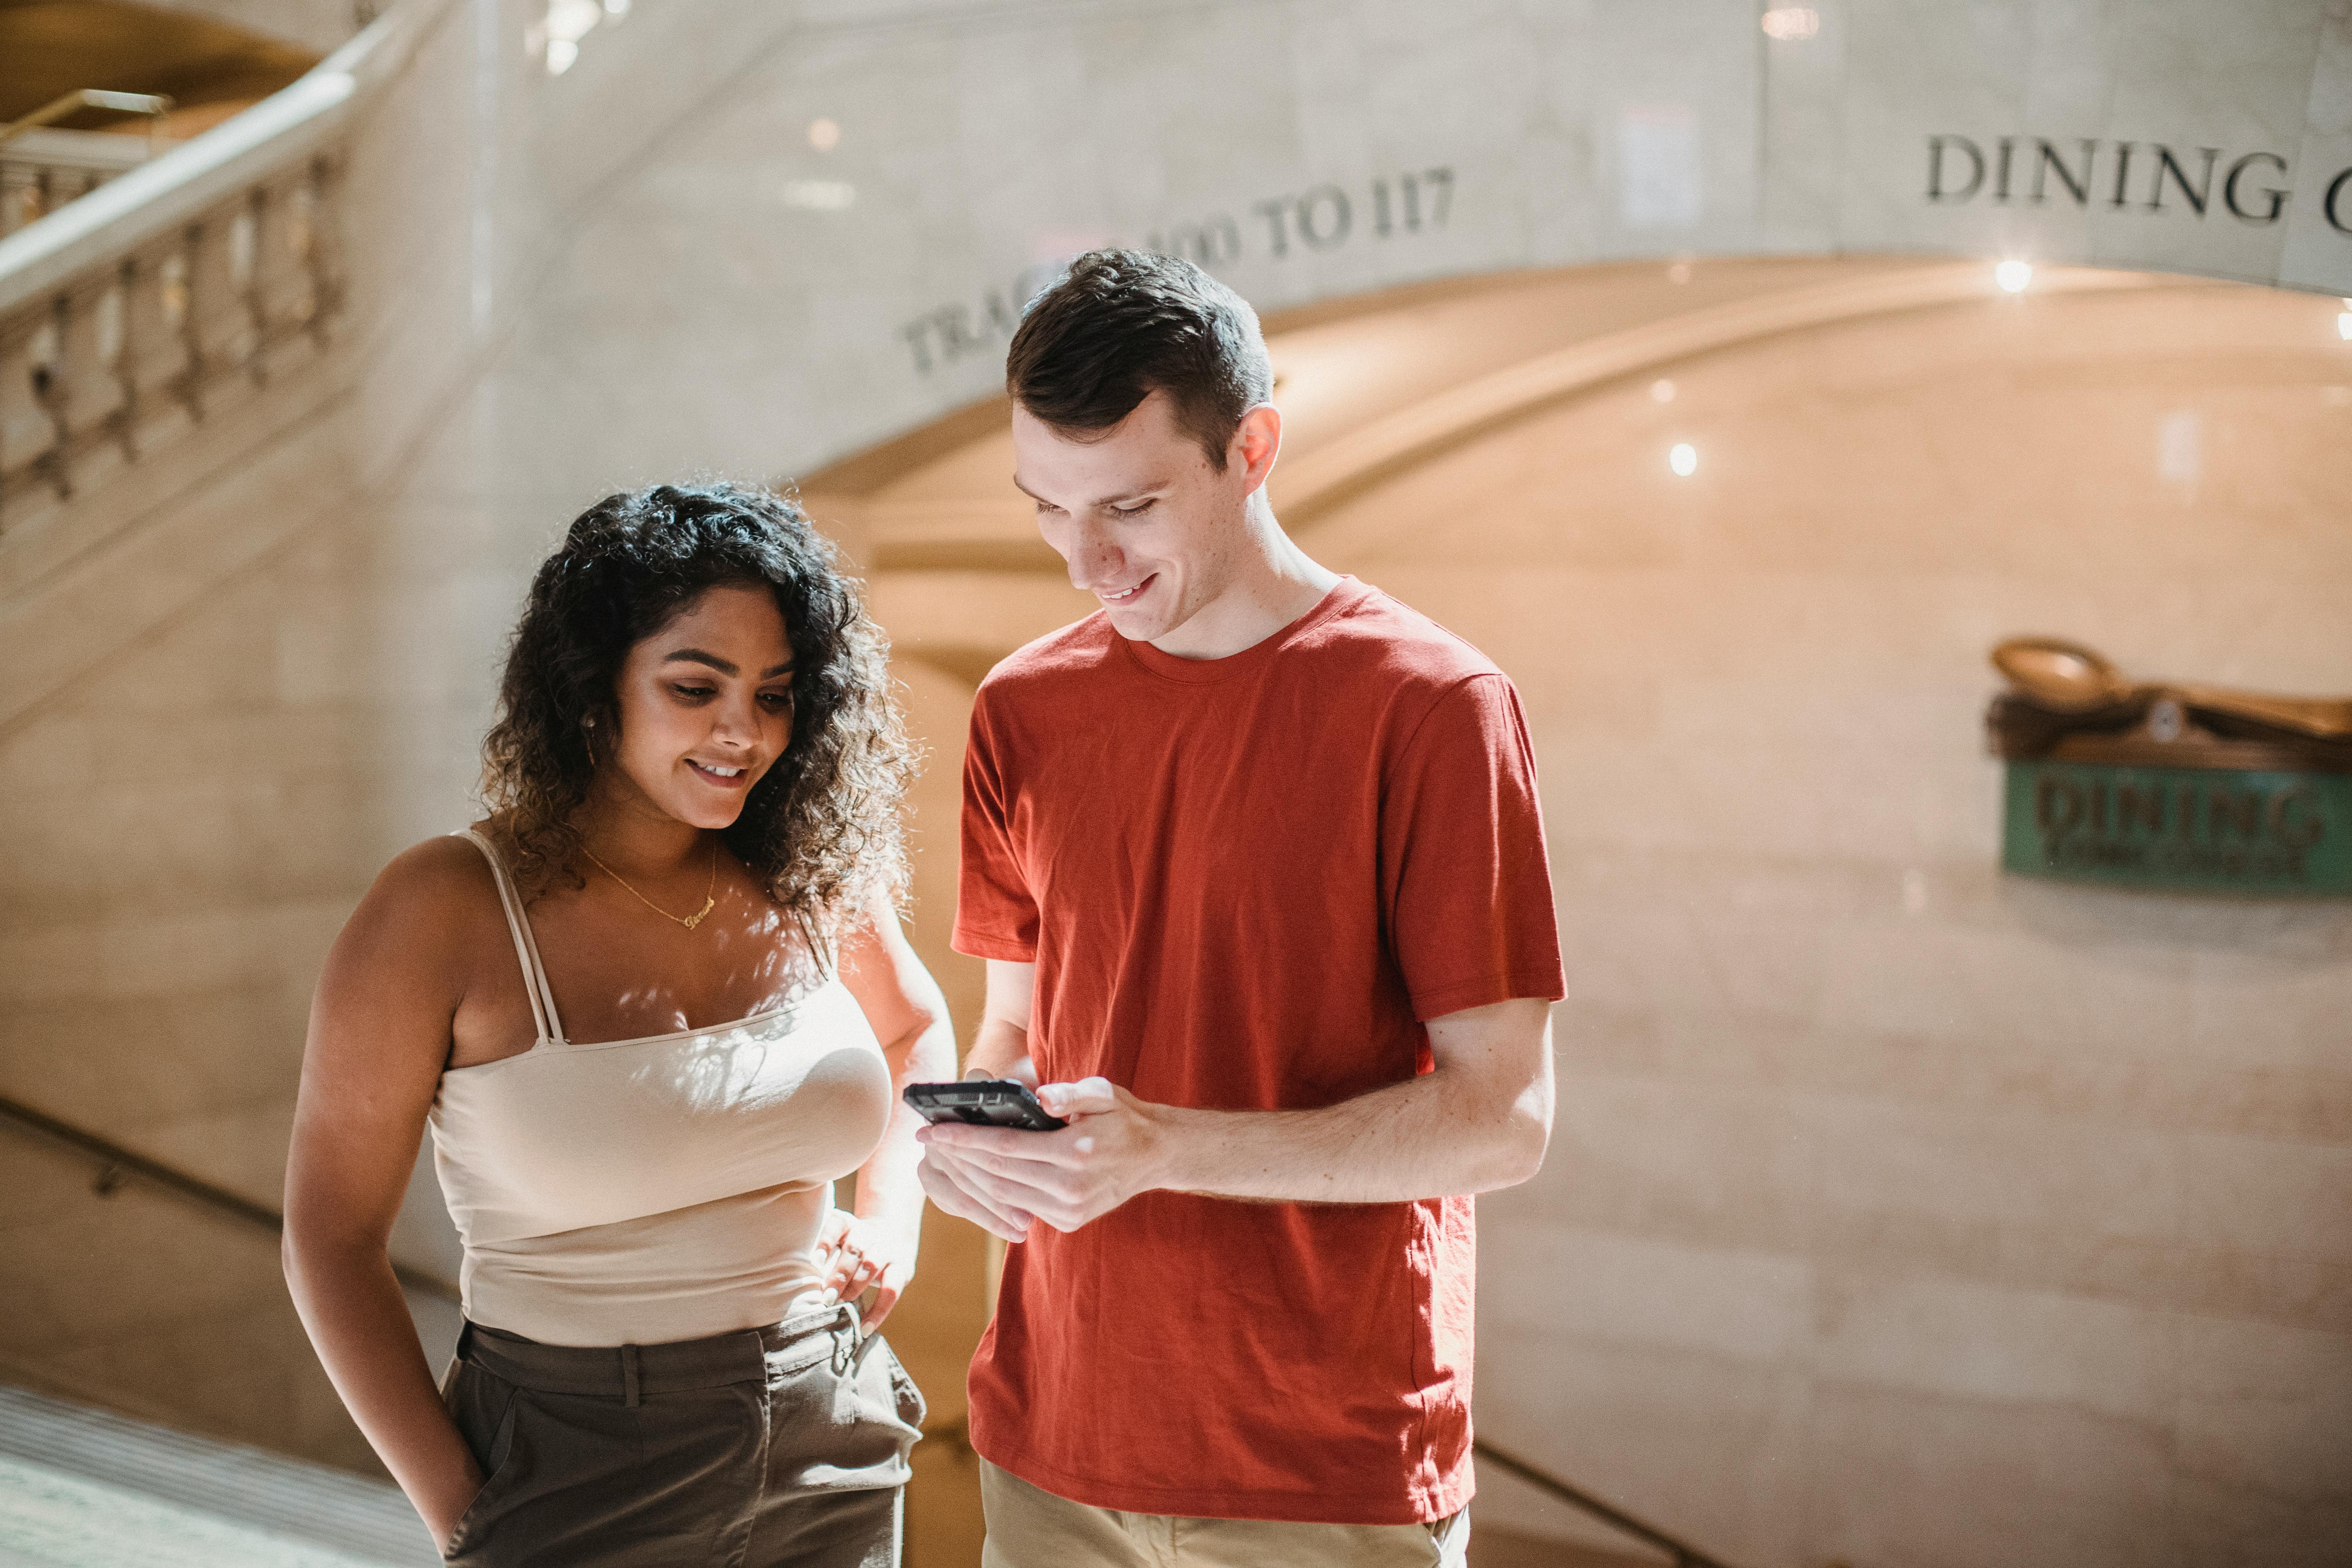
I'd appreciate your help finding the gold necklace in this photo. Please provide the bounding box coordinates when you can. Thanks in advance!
[581,838,720,931]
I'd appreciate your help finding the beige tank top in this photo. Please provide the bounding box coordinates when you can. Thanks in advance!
[427,830,894,1347]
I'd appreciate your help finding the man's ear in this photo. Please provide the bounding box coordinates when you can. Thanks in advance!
[1230,404,1282,494]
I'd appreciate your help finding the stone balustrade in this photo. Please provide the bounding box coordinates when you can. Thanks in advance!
[0,53,382,534]
[0,129,162,240]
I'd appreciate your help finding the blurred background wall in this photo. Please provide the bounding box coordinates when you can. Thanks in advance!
[2,3,2348,1565]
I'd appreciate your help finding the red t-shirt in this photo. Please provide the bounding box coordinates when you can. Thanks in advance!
[952,576,1564,1525]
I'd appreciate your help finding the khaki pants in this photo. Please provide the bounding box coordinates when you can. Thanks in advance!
[978,1459,1470,1568]
[440,1305,923,1566]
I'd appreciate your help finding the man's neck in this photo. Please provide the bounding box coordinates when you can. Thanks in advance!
[1148,512,1342,661]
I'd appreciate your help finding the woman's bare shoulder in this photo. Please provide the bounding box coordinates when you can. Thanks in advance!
[345,831,506,954]
[381,830,496,898]
[310,832,511,1040]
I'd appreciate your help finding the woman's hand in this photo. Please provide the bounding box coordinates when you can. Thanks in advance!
[815,1207,918,1328]
[425,1461,490,1556]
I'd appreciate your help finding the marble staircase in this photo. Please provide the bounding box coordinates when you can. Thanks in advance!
[0,1384,433,1567]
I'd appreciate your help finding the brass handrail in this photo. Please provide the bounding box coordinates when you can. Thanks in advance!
[1475,1438,1737,1568]
[0,90,176,155]
[0,1092,458,1301]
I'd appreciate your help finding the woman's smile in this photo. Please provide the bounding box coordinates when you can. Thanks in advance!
[687,757,752,788]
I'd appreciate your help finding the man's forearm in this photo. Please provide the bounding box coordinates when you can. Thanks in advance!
[856,1013,958,1233]
[1150,1057,1550,1204]
[964,1015,1035,1083]
[925,998,1555,1228]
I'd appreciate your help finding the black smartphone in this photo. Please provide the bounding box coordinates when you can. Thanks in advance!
[903,1079,1068,1132]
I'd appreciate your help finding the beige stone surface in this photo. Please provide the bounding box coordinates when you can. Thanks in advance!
[6,3,2352,1564]
[1367,275,2352,1566]
[0,1136,375,1472]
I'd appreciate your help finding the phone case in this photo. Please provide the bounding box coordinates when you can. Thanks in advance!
[903,1080,1068,1131]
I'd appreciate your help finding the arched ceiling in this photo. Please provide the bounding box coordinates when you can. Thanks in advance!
[802,253,2284,688]
[471,0,2352,495]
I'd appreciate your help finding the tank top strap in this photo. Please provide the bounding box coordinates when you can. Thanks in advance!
[454,829,568,1046]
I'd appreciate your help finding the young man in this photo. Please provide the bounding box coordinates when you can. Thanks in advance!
[915,250,1565,1568]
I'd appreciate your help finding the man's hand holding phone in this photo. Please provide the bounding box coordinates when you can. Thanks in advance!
[912,1075,1174,1242]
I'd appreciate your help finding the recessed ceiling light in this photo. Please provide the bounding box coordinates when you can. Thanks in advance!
[1994,260,2034,294]
[1668,443,1698,477]
[782,180,856,211]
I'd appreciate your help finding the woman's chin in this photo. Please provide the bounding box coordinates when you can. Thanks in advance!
[657,795,746,832]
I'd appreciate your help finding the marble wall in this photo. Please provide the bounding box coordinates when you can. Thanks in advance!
[2,2,2349,1564]
[1328,278,2352,1568]
[391,0,2352,518]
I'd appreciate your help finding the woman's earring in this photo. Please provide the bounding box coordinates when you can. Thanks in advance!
[583,715,597,768]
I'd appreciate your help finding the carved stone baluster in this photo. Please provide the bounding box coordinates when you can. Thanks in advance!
[120,234,194,456]
[251,169,314,379]
[0,165,34,238]
[184,198,257,415]
[49,274,128,495]
[0,308,64,519]
[306,152,347,342]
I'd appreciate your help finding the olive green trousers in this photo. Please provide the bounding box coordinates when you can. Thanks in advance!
[440,1305,924,1566]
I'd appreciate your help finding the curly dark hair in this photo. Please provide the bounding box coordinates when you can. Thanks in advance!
[480,483,912,954]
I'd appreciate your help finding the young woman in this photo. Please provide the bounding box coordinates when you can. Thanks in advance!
[284,483,952,1566]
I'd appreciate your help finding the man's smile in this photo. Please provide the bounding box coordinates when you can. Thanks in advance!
[1097,574,1156,605]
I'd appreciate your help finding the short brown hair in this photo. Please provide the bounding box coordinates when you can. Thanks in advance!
[1005,249,1272,469]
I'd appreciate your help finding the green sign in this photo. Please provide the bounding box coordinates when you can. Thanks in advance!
[2003,759,2352,897]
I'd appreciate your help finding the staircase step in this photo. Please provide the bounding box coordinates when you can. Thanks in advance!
[0,1385,431,1566]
